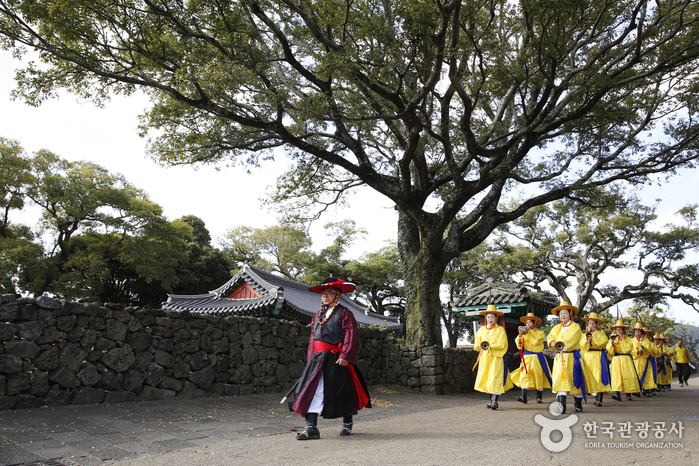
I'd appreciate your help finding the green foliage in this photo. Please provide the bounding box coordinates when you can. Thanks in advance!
[485,187,699,314]
[3,1,699,343]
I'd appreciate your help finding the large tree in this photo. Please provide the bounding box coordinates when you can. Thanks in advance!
[3,1,699,344]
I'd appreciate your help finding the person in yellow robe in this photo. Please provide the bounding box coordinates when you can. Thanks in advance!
[644,327,660,395]
[606,319,641,401]
[631,323,654,397]
[473,304,514,410]
[674,338,691,386]
[654,334,671,391]
[511,311,552,404]
[547,302,594,413]
[660,334,675,390]
[580,312,610,407]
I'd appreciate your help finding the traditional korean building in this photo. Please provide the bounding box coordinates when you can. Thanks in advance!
[450,278,558,352]
[161,264,402,330]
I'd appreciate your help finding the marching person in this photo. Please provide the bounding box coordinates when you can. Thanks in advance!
[675,338,692,387]
[580,312,611,407]
[606,319,641,401]
[473,304,514,410]
[661,334,675,390]
[511,311,552,404]
[547,302,594,413]
[644,327,660,395]
[283,277,371,440]
[654,334,671,391]
[632,322,654,397]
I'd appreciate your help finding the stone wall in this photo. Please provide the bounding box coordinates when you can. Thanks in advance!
[2,295,527,410]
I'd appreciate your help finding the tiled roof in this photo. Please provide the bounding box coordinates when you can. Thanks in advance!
[450,278,558,309]
[162,264,402,330]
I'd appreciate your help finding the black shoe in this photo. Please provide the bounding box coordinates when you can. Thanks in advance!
[340,416,353,436]
[517,389,528,404]
[626,393,633,401]
[574,397,583,412]
[491,394,499,411]
[297,413,320,440]
[644,390,652,397]
[633,392,641,397]
[536,390,543,404]
[595,393,604,407]
[556,395,567,414]
[650,389,657,396]
[611,392,621,401]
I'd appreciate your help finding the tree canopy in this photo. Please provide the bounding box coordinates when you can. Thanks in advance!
[2,1,699,344]
[482,188,699,315]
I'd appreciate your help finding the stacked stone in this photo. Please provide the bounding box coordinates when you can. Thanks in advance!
[0,294,316,410]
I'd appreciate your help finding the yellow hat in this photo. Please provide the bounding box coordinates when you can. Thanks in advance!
[633,322,645,331]
[479,304,504,317]
[644,327,655,337]
[581,312,605,324]
[520,312,542,325]
[551,301,579,317]
[610,319,630,329]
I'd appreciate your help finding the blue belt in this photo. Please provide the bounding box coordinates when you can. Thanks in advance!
[650,357,657,383]
[589,348,611,386]
[503,355,509,386]
[523,350,553,385]
[614,353,643,387]
[658,356,667,376]
[562,350,586,402]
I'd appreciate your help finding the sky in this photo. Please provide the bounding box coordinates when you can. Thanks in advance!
[2,49,699,328]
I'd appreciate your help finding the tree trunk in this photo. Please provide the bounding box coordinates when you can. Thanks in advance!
[398,212,446,346]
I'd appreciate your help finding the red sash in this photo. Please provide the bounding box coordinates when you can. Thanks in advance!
[313,340,370,410]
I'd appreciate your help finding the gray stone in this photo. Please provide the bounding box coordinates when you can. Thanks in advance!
[100,370,121,391]
[145,362,165,387]
[173,359,191,379]
[0,302,18,321]
[126,331,151,353]
[230,365,252,384]
[17,303,41,321]
[139,385,176,401]
[15,321,43,341]
[121,369,143,391]
[188,365,215,389]
[37,326,66,344]
[33,346,60,371]
[242,346,258,365]
[173,339,199,355]
[6,372,31,395]
[159,376,183,392]
[44,389,72,406]
[59,343,88,373]
[48,367,81,389]
[135,351,154,372]
[1,293,17,303]
[29,371,50,397]
[106,319,128,341]
[77,364,102,387]
[102,345,136,372]
[62,301,86,315]
[0,322,16,341]
[0,354,22,373]
[94,336,117,351]
[0,395,16,409]
[35,296,62,310]
[4,340,40,359]
[71,386,106,405]
[154,349,175,367]
[178,380,206,398]
[80,328,98,350]
[189,351,209,371]
[105,390,137,403]
[13,394,43,409]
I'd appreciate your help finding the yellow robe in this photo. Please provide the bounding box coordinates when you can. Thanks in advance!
[473,324,514,394]
[548,322,595,395]
[580,330,611,393]
[606,336,641,393]
[633,337,656,389]
[657,345,673,385]
[511,329,552,390]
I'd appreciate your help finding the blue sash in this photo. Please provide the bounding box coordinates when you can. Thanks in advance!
[523,349,553,385]
[503,355,509,386]
[613,352,643,389]
[658,356,667,376]
[640,358,650,386]
[589,348,611,386]
[563,350,586,402]
[650,357,657,383]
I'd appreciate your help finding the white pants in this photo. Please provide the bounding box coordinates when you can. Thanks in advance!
[308,373,324,414]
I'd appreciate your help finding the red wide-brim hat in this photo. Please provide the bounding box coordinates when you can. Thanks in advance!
[308,277,356,294]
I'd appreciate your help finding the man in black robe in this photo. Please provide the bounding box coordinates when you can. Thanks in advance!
[283,277,371,440]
